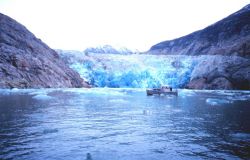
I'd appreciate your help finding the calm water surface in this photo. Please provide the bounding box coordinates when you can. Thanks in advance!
[0,88,250,160]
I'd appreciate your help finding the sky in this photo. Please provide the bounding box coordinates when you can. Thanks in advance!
[0,0,249,51]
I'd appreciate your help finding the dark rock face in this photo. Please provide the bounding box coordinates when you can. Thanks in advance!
[149,4,250,57]
[186,56,250,90]
[0,13,89,88]
[148,4,250,90]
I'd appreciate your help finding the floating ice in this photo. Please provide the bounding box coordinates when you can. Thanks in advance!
[0,89,11,95]
[32,94,54,100]
[109,99,129,103]
[206,98,232,106]
[61,88,128,96]
[143,110,153,115]
[178,89,197,97]
[231,133,250,141]
[198,90,250,101]
[29,90,52,96]
[11,88,19,92]
[0,88,44,95]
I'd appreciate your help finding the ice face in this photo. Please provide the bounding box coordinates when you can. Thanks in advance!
[69,54,197,88]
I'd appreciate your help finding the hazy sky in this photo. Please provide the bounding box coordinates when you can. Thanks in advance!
[0,0,249,51]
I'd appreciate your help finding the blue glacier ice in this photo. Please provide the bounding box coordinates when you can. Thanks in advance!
[68,54,198,88]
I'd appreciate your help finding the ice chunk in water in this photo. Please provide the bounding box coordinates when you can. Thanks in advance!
[33,94,54,100]
[206,98,232,106]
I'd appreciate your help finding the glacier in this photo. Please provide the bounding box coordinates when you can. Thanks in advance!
[59,51,198,88]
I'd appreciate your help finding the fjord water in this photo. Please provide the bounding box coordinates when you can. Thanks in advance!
[0,88,250,160]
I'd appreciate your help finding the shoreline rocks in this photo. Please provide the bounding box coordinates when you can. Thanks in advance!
[186,56,250,90]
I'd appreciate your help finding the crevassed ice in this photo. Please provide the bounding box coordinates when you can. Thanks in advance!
[70,54,198,88]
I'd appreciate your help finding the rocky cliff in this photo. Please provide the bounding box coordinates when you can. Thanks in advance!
[148,4,250,90]
[187,56,250,90]
[149,4,250,57]
[0,13,89,88]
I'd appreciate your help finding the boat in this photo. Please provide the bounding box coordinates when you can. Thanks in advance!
[146,86,178,96]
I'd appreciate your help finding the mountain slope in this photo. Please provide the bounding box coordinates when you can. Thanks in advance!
[149,4,250,57]
[84,45,135,54]
[0,13,89,88]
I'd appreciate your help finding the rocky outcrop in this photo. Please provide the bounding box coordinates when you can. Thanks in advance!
[149,4,250,57]
[148,4,250,90]
[186,56,250,90]
[0,13,89,88]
